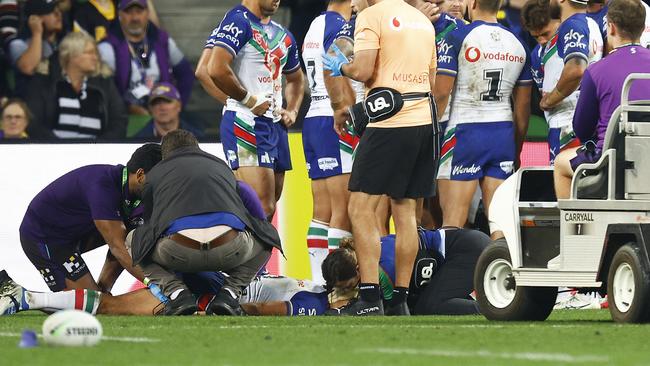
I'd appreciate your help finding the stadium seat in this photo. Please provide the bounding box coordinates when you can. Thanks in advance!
[571,74,650,200]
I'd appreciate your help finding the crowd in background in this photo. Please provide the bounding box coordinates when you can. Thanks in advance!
[0,0,196,141]
[0,0,648,142]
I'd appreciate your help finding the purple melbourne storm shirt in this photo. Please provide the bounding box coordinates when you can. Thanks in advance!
[573,45,650,149]
[19,165,135,245]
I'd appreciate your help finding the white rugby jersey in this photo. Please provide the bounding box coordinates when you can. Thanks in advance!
[302,13,363,118]
[204,5,300,121]
[437,21,532,128]
[541,13,603,129]
[240,276,328,316]
[433,13,467,123]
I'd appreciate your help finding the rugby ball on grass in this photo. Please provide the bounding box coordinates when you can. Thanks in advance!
[42,310,102,346]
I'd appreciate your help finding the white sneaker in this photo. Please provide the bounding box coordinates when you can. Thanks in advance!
[0,270,25,315]
[554,290,602,310]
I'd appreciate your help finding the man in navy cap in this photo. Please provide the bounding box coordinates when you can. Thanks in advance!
[98,0,194,115]
[134,82,204,140]
[19,144,162,294]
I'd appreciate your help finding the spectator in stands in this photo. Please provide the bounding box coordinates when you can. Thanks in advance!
[554,0,650,199]
[98,0,194,116]
[134,82,203,140]
[7,0,63,78]
[72,0,116,42]
[0,0,19,45]
[25,31,126,139]
[73,0,160,42]
[0,98,31,139]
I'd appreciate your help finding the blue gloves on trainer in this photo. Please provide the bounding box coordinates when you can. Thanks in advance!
[322,44,350,77]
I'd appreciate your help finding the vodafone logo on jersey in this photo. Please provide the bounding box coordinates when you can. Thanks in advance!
[388,16,432,32]
[465,47,481,62]
[389,17,402,31]
[464,46,525,64]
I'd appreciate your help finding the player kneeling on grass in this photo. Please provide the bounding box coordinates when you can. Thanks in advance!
[0,270,332,316]
[322,228,490,315]
[19,143,162,294]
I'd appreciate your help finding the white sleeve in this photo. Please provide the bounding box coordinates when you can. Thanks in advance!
[167,37,185,66]
[8,38,28,65]
[97,42,116,71]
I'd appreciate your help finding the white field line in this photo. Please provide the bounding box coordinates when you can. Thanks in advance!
[174,324,506,330]
[357,348,609,363]
[0,332,159,343]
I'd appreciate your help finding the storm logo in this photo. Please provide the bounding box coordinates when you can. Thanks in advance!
[465,47,481,62]
[389,17,402,31]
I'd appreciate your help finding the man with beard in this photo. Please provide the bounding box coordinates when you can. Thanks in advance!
[207,0,304,220]
[98,0,194,115]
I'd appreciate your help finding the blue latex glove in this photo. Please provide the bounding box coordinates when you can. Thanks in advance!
[322,44,350,77]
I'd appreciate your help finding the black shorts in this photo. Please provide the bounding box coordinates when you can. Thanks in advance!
[348,123,438,199]
[20,233,95,291]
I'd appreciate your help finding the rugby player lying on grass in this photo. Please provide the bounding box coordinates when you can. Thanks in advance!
[0,271,342,316]
[322,227,490,315]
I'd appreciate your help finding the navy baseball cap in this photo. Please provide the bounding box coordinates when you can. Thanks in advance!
[149,82,181,104]
[25,0,58,16]
[119,0,147,11]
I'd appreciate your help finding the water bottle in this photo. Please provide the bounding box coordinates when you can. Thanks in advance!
[144,277,169,304]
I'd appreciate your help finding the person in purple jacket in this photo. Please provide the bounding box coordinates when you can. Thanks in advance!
[19,143,162,293]
[554,0,650,199]
[97,0,194,115]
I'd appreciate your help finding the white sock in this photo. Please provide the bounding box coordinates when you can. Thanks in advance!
[26,289,101,315]
[307,220,329,285]
[327,228,352,251]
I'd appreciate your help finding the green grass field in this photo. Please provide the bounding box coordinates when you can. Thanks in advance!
[1,310,648,366]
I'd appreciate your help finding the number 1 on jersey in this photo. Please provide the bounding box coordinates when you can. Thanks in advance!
[481,69,503,102]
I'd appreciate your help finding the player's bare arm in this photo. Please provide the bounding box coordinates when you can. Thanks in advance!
[324,70,356,135]
[513,85,532,163]
[434,74,455,121]
[540,57,587,110]
[195,48,228,104]
[208,46,270,116]
[341,49,378,82]
[240,301,290,316]
[279,69,304,128]
[94,219,145,291]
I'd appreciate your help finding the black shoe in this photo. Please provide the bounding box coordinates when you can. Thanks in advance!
[385,301,411,316]
[206,289,244,316]
[328,298,384,316]
[163,289,197,316]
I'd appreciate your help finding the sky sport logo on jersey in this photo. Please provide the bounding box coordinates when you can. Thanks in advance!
[438,39,453,64]
[464,47,525,64]
[563,29,587,54]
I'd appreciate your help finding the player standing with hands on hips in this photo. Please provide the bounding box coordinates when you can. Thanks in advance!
[323,0,438,316]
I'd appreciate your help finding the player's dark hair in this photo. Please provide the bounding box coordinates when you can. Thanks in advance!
[127,143,162,173]
[521,0,551,32]
[477,0,502,13]
[322,247,358,292]
[161,129,199,159]
[608,0,646,40]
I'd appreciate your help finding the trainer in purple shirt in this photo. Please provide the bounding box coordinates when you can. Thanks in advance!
[554,0,650,200]
[19,144,162,292]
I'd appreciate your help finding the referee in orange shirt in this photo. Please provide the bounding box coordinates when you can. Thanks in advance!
[324,0,438,316]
